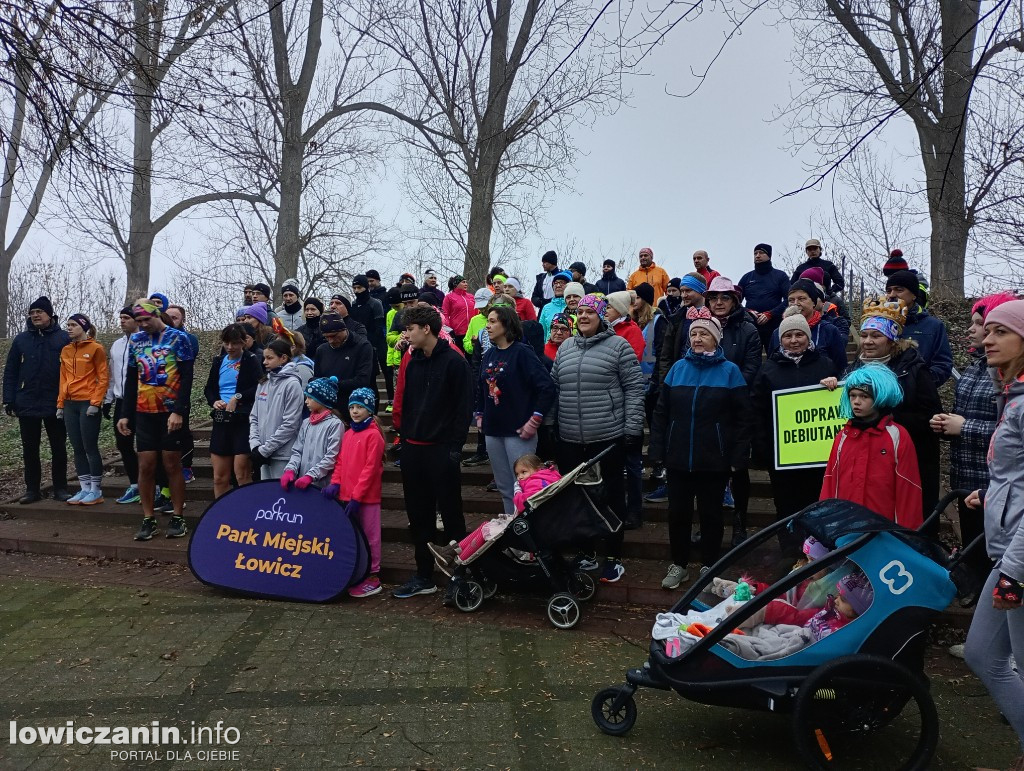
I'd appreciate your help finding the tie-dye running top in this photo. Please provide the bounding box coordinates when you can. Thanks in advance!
[127,327,195,413]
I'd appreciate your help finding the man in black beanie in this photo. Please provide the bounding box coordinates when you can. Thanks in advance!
[300,297,325,353]
[885,270,952,385]
[327,294,367,339]
[738,243,790,352]
[596,258,626,295]
[351,274,389,402]
[532,250,558,310]
[3,296,73,503]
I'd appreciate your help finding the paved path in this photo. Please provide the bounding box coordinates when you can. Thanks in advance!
[0,553,1017,770]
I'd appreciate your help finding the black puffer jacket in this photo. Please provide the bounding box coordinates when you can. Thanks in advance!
[750,347,837,464]
[718,307,762,386]
[3,318,70,417]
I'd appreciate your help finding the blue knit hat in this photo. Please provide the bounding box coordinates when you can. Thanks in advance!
[304,376,338,409]
[348,387,376,412]
[840,364,903,418]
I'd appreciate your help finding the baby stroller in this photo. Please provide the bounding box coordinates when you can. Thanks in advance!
[447,446,622,629]
[592,492,973,769]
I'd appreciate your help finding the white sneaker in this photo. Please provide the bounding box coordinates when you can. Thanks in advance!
[662,564,688,590]
[948,643,965,659]
[435,512,444,530]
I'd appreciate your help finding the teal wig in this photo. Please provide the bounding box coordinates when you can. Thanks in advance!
[840,364,903,418]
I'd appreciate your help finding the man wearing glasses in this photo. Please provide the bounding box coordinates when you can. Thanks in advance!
[790,239,845,295]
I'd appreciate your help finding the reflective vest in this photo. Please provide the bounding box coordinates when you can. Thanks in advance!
[640,313,662,383]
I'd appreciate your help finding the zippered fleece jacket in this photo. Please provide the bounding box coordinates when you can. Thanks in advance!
[285,412,343,485]
[983,376,1024,581]
[249,362,304,460]
[551,326,644,444]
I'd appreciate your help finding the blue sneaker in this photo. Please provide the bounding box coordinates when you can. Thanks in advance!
[79,490,104,506]
[66,490,88,505]
[116,485,140,504]
[391,575,437,598]
[644,484,667,503]
[599,559,625,583]
[723,484,735,509]
[182,468,195,484]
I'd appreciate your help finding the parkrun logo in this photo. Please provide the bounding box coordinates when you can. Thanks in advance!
[255,497,303,524]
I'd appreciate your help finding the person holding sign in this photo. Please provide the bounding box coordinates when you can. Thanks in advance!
[249,340,304,481]
[820,365,923,529]
[648,309,753,589]
[280,376,343,490]
[751,307,838,552]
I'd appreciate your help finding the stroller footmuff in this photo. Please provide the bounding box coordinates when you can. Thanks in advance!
[446,450,622,629]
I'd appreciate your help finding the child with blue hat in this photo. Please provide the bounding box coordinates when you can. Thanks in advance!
[280,376,344,491]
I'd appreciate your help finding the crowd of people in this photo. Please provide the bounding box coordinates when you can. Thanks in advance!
[4,243,1024,761]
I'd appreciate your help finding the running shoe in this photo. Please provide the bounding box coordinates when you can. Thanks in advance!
[79,490,104,506]
[599,559,625,583]
[348,577,382,598]
[643,485,667,503]
[116,485,140,504]
[134,517,159,541]
[391,575,437,598]
[66,490,88,505]
[166,516,188,538]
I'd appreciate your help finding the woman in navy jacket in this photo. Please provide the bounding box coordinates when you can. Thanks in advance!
[648,309,753,589]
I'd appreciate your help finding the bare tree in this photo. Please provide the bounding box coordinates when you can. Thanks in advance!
[354,0,627,287]
[778,0,1024,300]
[0,1,130,335]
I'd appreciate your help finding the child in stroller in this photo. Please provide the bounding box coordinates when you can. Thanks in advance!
[429,454,561,571]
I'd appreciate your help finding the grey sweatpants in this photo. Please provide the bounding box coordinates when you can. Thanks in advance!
[485,434,537,515]
[964,568,1024,751]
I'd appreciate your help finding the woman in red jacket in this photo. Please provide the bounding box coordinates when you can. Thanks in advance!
[441,275,477,350]
[604,291,644,360]
[820,364,923,528]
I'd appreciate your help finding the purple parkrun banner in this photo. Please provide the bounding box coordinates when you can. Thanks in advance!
[188,480,369,602]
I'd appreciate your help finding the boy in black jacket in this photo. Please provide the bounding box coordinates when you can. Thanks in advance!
[392,306,473,601]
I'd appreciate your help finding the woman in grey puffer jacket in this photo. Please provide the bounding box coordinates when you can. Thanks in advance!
[963,300,1024,767]
[249,340,304,480]
[552,294,644,584]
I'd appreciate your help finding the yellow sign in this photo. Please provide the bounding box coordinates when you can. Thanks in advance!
[772,384,846,470]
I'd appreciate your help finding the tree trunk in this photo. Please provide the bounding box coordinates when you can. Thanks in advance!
[274,131,305,290]
[126,0,156,304]
[464,165,499,288]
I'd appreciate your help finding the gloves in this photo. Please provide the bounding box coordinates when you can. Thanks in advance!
[280,469,296,490]
[294,475,313,490]
[102,402,112,420]
[56,408,64,419]
[250,447,268,470]
[322,483,341,500]
[86,405,100,417]
[3,403,13,417]
[344,499,361,518]
[624,434,644,452]
[993,572,1024,606]
[516,414,542,440]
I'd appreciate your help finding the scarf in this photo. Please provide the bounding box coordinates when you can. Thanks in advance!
[283,300,302,314]
[309,409,332,425]
[753,260,774,275]
[858,353,892,366]
[779,340,815,365]
[350,414,374,432]
[806,310,822,328]
[684,346,725,366]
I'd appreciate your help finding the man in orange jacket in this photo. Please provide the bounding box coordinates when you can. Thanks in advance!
[627,247,670,305]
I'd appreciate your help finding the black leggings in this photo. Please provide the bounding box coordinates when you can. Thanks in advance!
[113,399,139,485]
[666,469,729,567]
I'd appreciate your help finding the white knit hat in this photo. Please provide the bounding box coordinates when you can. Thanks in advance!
[605,291,632,318]
[779,305,812,339]
[563,282,586,299]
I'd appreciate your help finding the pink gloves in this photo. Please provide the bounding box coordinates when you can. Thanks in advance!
[517,414,543,440]
[294,475,314,490]
[280,469,296,490]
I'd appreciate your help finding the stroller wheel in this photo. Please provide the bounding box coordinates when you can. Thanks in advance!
[454,580,484,612]
[591,687,637,736]
[482,579,498,599]
[568,571,596,602]
[546,593,581,629]
[792,655,939,770]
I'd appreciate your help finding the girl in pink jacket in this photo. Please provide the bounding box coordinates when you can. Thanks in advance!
[430,455,561,569]
[324,387,385,598]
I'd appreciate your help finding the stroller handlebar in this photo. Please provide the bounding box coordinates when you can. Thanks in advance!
[919,489,971,536]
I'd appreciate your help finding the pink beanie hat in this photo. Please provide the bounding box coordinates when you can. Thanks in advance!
[985,299,1024,340]
[971,292,1017,322]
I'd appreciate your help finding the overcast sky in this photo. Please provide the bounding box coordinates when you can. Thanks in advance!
[24,6,927,296]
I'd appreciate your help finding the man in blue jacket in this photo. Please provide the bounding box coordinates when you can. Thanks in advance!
[2,296,73,503]
[738,243,789,352]
[885,270,953,386]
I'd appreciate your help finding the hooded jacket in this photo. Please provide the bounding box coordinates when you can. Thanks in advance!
[551,326,645,443]
[442,287,477,335]
[285,411,343,485]
[330,420,385,503]
[538,296,567,340]
[820,414,923,529]
[596,271,626,295]
[3,318,70,417]
[249,362,304,460]
[513,465,563,513]
[514,296,537,322]
[901,305,953,386]
[983,376,1024,580]
[58,338,109,408]
[648,348,753,472]
[738,262,789,320]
